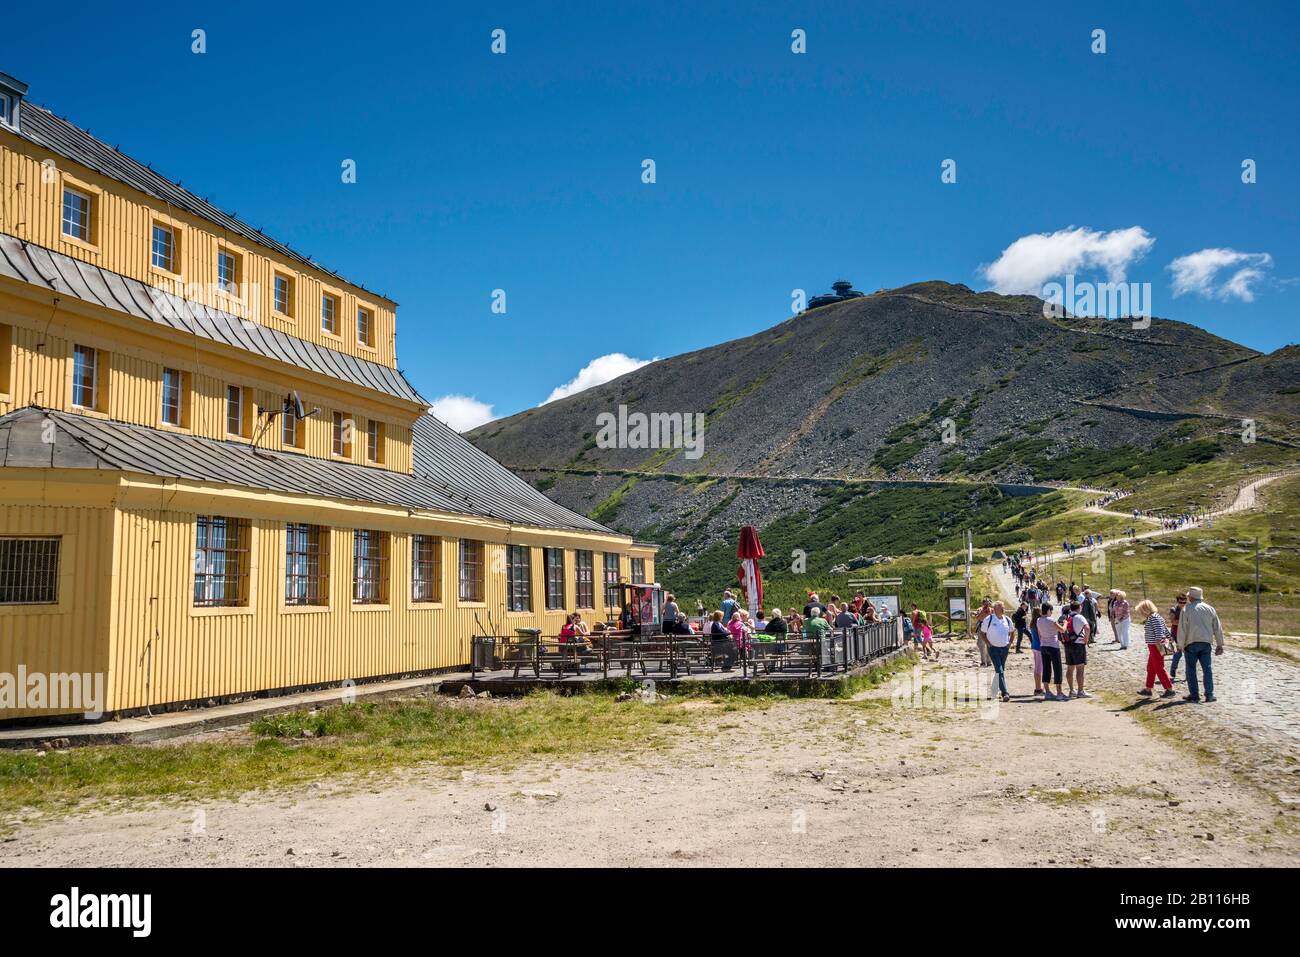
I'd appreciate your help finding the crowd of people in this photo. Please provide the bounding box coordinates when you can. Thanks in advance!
[997,554,1226,703]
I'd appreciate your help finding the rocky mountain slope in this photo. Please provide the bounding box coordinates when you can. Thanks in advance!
[466,281,1297,590]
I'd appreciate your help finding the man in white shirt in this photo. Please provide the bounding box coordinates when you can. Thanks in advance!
[980,601,1015,702]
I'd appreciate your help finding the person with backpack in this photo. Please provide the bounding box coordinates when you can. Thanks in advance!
[1012,600,1030,653]
[1062,600,1091,698]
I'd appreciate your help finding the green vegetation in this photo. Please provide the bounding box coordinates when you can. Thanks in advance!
[0,691,772,822]
[961,434,1221,484]
[590,477,638,525]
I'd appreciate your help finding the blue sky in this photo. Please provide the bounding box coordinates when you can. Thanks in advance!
[6,1,1297,427]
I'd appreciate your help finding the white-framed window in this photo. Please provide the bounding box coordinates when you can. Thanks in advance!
[151,223,176,271]
[161,367,184,426]
[226,385,245,436]
[71,344,100,409]
[0,93,12,129]
[332,411,352,457]
[366,419,383,463]
[217,250,239,294]
[0,537,61,605]
[544,548,566,610]
[321,293,338,334]
[194,517,250,607]
[273,274,292,315]
[357,306,372,346]
[62,188,92,241]
[411,534,441,603]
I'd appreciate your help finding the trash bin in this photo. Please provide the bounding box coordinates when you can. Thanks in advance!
[472,636,496,671]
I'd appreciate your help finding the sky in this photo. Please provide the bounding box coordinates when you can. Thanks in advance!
[5,1,1297,429]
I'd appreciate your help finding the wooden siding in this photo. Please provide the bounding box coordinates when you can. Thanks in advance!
[0,134,398,367]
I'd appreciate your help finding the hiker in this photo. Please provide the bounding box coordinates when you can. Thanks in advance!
[1135,599,1175,698]
[1078,587,1099,645]
[663,593,683,634]
[1111,589,1132,650]
[720,590,740,623]
[1063,600,1091,698]
[980,601,1015,702]
[1012,600,1030,653]
[1179,586,1225,703]
[1168,593,1187,681]
[1035,603,1065,699]
[973,598,994,666]
[902,612,916,650]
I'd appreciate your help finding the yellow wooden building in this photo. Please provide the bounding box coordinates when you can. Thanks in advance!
[0,72,655,722]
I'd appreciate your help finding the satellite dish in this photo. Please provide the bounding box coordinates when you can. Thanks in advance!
[286,391,306,420]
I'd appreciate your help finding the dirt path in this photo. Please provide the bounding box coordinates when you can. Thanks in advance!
[2,644,1294,867]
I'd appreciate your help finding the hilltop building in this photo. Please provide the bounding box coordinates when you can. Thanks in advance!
[0,72,654,722]
[807,279,865,309]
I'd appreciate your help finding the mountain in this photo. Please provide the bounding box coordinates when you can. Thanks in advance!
[466,281,1297,594]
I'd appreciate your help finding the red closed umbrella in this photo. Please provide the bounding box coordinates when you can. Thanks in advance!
[736,525,765,619]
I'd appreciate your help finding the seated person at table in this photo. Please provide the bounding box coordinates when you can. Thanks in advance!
[572,612,591,637]
[708,610,736,669]
[559,613,590,652]
[619,602,636,629]
[834,604,858,629]
[764,608,788,652]
[804,607,831,640]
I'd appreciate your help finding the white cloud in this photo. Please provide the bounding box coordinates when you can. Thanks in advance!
[429,395,497,432]
[1168,248,1273,302]
[981,226,1155,295]
[542,352,656,405]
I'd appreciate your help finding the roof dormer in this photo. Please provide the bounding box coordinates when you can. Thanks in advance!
[0,71,28,132]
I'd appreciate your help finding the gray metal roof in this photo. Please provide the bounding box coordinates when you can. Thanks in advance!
[14,101,387,301]
[0,234,427,406]
[0,407,617,537]
[413,414,614,534]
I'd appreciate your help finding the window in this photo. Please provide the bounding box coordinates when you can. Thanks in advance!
[0,324,13,395]
[71,345,100,410]
[458,539,485,603]
[62,188,91,241]
[0,537,61,605]
[217,250,239,294]
[151,223,176,272]
[603,552,621,608]
[194,517,250,607]
[226,385,248,436]
[332,411,352,457]
[0,93,12,129]
[285,523,329,606]
[282,408,303,448]
[161,367,186,426]
[411,534,442,603]
[357,306,372,346]
[631,557,646,583]
[506,545,532,612]
[544,548,565,611]
[273,274,293,315]
[366,419,384,463]
[321,293,338,334]
[575,550,594,608]
[352,529,388,604]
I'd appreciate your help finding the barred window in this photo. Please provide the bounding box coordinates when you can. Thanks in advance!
[575,550,594,608]
[412,534,441,603]
[506,545,532,613]
[194,517,250,607]
[217,250,239,293]
[72,344,99,409]
[274,274,292,315]
[352,529,389,604]
[322,293,338,333]
[631,557,646,583]
[603,552,621,608]
[285,523,329,606]
[162,368,184,426]
[0,537,61,604]
[62,188,91,240]
[151,223,176,271]
[458,539,484,603]
[544,548,565,610]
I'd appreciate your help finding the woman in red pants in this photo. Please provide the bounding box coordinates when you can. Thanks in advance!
[1135,600,1176,698]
